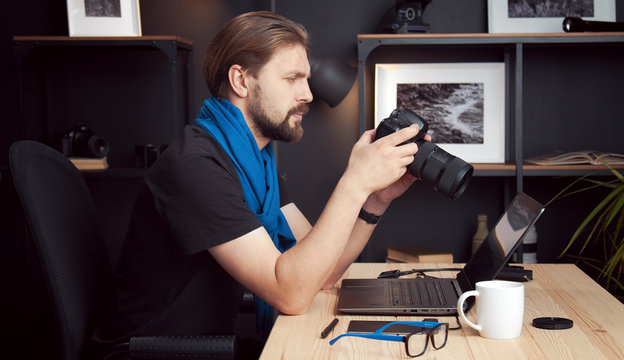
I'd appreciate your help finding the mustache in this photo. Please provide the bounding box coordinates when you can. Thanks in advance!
[288,103,310,118]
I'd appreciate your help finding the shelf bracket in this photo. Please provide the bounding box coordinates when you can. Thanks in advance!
[150,39,178,65]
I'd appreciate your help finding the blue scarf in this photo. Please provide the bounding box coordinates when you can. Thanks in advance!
[195,97,297,335]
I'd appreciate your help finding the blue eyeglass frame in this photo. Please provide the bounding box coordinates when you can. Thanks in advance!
[329,320,443,345]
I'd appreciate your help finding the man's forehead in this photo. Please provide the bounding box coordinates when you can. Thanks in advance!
[263,44,310,75]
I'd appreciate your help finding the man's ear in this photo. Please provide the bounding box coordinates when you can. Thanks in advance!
[228,64,249,98]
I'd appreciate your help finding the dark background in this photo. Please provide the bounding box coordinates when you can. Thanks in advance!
[1,0,623,358]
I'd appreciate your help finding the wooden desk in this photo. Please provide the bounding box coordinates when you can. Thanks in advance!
[260,263,624,359]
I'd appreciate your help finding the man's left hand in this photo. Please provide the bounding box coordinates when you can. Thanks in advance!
[361,134,431,216]
[361,172,416,216]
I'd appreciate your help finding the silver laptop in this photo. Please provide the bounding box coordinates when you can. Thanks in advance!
[337,192,545,316]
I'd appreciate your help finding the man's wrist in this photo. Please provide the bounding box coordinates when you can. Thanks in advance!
[336,174,370,206]
[361,193,390,217]
[358,208,382,224]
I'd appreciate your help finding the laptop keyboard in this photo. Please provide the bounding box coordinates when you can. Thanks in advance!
[390,280,446,306]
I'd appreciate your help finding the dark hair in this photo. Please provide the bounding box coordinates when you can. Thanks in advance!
[202,11,309,98]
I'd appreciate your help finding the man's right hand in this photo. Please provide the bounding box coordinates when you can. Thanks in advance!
[344,124,421,199]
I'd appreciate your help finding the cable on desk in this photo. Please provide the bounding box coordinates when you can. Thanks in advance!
[377,268,463,279]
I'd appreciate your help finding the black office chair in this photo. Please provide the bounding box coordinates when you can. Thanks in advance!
[9,140,237,360]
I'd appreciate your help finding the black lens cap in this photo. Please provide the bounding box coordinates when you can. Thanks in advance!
[532,317,573,330]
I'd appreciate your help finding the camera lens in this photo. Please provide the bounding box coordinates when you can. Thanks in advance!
[74,132,109,158]
[375,109,473,200]
[409,140,473,200]
[88,136,109,158]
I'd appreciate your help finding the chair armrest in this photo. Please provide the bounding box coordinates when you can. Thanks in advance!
[128,335,237,360]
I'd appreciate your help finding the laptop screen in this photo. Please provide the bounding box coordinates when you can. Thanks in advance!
[459,192,545,289]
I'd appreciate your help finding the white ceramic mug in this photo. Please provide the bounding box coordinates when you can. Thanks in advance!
[457,280,524,339]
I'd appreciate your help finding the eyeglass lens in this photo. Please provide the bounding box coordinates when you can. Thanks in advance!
[406,323,448,357]
[430,323,448,349]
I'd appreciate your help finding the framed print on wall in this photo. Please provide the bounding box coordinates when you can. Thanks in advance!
[67,0,142,36]
[375,63,506,163]
[488,0,616,33]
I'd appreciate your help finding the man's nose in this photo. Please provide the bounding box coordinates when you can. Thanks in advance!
[299,80,313,103]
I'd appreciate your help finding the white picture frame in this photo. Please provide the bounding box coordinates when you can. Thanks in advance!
[67,0,142,37]
[375,63,506,164]
[488,0,616,33]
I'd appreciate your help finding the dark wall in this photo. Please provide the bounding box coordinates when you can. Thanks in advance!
[273,0,488,262]
[0,0,490,273]
[0,3,487,356]
[1,0,624,357]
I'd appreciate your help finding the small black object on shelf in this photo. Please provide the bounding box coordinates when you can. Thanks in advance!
[377,0,432,34]
[135,144,167,168]
[563,17,624,32]
[58,123,109,159]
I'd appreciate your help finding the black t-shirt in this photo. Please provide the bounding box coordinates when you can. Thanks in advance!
[102,124,291,340]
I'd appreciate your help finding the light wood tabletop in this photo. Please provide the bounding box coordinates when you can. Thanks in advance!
[260,263,624,359]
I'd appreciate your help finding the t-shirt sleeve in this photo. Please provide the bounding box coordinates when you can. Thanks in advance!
[149,153,262,255]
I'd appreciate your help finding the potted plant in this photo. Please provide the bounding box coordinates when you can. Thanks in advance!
[550,164,624,301]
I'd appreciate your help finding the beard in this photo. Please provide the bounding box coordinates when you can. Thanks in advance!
[248,84,308,143]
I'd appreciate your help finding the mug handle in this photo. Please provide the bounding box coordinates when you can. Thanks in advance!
[457,290,481,332]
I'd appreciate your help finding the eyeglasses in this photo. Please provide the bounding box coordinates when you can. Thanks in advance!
[329,321,448,357]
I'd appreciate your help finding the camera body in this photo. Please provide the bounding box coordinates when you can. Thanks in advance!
[377,0,431,33]
[60,124,109,158]
[375,109,473,200]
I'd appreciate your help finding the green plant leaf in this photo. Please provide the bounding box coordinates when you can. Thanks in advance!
[604,189,624,230]
[560,186,624,257]
[552,166,624,298]
[603,161,624,182]
[602,237,624,283]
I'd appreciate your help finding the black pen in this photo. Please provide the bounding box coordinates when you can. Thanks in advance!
[321,318,339,339]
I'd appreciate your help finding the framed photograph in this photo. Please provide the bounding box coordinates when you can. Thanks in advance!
[488,0,616,33]
[375,63,505,163]
[67,0,142,37]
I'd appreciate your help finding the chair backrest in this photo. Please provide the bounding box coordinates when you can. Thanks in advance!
[9,140,112,360]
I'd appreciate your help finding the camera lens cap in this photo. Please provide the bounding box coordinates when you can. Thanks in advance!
[532,317,573,330]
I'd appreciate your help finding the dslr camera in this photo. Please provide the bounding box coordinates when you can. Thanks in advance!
[377,0,431,33]
[59,124,109,158]
[375,109,473,200]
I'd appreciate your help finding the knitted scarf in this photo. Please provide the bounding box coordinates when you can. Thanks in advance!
[194,97,296,335]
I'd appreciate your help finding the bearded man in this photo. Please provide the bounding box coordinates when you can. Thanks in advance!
[95,11,425,358]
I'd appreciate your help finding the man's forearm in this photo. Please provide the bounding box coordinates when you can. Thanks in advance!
[273,174,369,313]
[321,218,377,289]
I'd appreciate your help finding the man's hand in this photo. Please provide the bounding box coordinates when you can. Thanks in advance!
[362,172,416,215]
[361,133,432,216]
[344,124,420,201]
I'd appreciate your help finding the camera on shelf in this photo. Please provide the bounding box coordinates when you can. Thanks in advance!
[374,109,473,200]
[377,0,432,33]
[59,123,109,158]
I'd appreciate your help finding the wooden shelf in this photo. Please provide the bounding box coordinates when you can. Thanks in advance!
[473,163,517,171]
[13,35,192,47]
[470,162,624,177]
[358,32,624,40]
[522,163,624,177]
[523,163,624,171]
[472,163,516,177]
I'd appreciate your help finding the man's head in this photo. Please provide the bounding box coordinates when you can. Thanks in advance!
[203,11,312,144]
[203,11,309,99]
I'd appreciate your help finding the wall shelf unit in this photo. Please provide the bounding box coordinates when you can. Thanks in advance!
[12,36,194,263]
[358,32,624,262]
[358,32,624,192]
[13,36,194,172]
